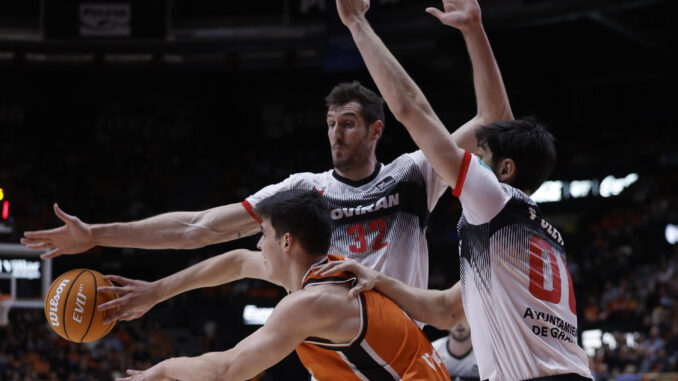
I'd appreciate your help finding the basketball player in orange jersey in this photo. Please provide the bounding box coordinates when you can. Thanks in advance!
[21,0,513,309]
[115,189,450,381]
[317,0,593,379]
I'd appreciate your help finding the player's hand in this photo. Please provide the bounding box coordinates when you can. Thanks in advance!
[336,0,370,27]
[116,362,172,381]
[97,275,160,323]
[315,259,381,298]
[21,203,95,259]
[426,0,482,31]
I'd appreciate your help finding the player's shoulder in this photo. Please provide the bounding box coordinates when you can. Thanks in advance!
[500,183,538,208]
[284,170,334,190]
[288,169,333,181]
[296,283,356,317]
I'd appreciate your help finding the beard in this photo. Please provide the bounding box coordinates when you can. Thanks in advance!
[332,141,371,173]
[451,330,471,342]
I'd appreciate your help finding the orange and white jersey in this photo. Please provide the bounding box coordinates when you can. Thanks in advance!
[296,255,450,381]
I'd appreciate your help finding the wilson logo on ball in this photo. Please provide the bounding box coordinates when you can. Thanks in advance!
[47,278,70,327]
[44,269,119,343]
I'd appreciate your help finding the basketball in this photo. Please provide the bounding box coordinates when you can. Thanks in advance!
[43,269,119,343]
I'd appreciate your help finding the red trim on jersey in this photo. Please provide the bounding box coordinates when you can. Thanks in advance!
[451,151,472,198]
[241,200,262,224]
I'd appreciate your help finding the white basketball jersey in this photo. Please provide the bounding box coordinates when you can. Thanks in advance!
[244,151,447,289]
[431,337,480,380]
[454,152,592,381]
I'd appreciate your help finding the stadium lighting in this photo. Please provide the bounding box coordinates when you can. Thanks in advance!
[531,181,563,202]
[531,173,638,203]
[243,305,274,325]
[582,329,637,357]
[600,173,638,198]
[666,224,678,245]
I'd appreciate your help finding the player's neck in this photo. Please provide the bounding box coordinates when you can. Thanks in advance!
[285,254,327,293]
[334,156,378,182]
[447,337,473,358]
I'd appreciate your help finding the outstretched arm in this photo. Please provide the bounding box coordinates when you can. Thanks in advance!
[316,259,465,329]
[98,249,271,323]
[116,291,335,381]
[21,202,259,259]
[427,0,514,151]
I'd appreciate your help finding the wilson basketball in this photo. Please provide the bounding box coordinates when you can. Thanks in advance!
[44,269,118,343]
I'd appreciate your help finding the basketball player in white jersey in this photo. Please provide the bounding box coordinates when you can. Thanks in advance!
[432,319,480,380]
[316,0,594,379]
[20,0,512,322]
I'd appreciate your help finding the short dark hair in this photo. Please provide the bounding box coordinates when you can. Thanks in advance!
[475,117,556,194]
[325,81,385,127]
[254,190,332,256]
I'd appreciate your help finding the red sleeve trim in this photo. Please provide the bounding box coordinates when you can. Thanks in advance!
[241,200,262,224]
[451,151,472,198]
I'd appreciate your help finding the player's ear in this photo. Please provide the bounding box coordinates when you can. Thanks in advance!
[369,120,383,141]
[282,233,292,251]
[496,158,516,184]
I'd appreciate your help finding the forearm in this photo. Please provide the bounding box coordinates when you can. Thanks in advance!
[373,273,459,329]
[347,19,440,133]
[347,18,464,185]
[90,203,259,250]
[160,351,239,381]
[153,249,265,303]
[451,24,514,151]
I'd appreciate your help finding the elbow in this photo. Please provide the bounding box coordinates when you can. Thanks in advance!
[390,94,429,125]
[430,309,456,331]
[430,289,464,330]
[478,105,514,125]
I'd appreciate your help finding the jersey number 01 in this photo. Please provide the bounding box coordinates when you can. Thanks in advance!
[528,236,577,314]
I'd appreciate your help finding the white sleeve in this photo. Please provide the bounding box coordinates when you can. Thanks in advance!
[407,150,449,211]
[453,152,511,225]
[241,175,296,222]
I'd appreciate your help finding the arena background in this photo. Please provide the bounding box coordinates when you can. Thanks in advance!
[0,0,676,380]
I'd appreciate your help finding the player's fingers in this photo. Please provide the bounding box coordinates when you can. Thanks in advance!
[425,7,445,21]
[24,242,52,250]
[21,237,47,245]
[117,311,140,322]
[103,274,134,285]
[98,296,127,311]
[348,281,370,297]
[103,308,129,323]
[126,370,143,375]
[23,228,60,238]
[53,203,74,223]
[40,248,62,259]
[103,311,124,324]
[97,286,124,295]
[317,262,351,276]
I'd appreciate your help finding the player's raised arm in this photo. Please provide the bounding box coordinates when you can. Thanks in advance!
[427,0,514,151]
[336,0,464,187]
[316,259,465,329]
[335,0,507,188]
[21,202,259,259]
[116,290,337,381]
[97,249,271,323]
